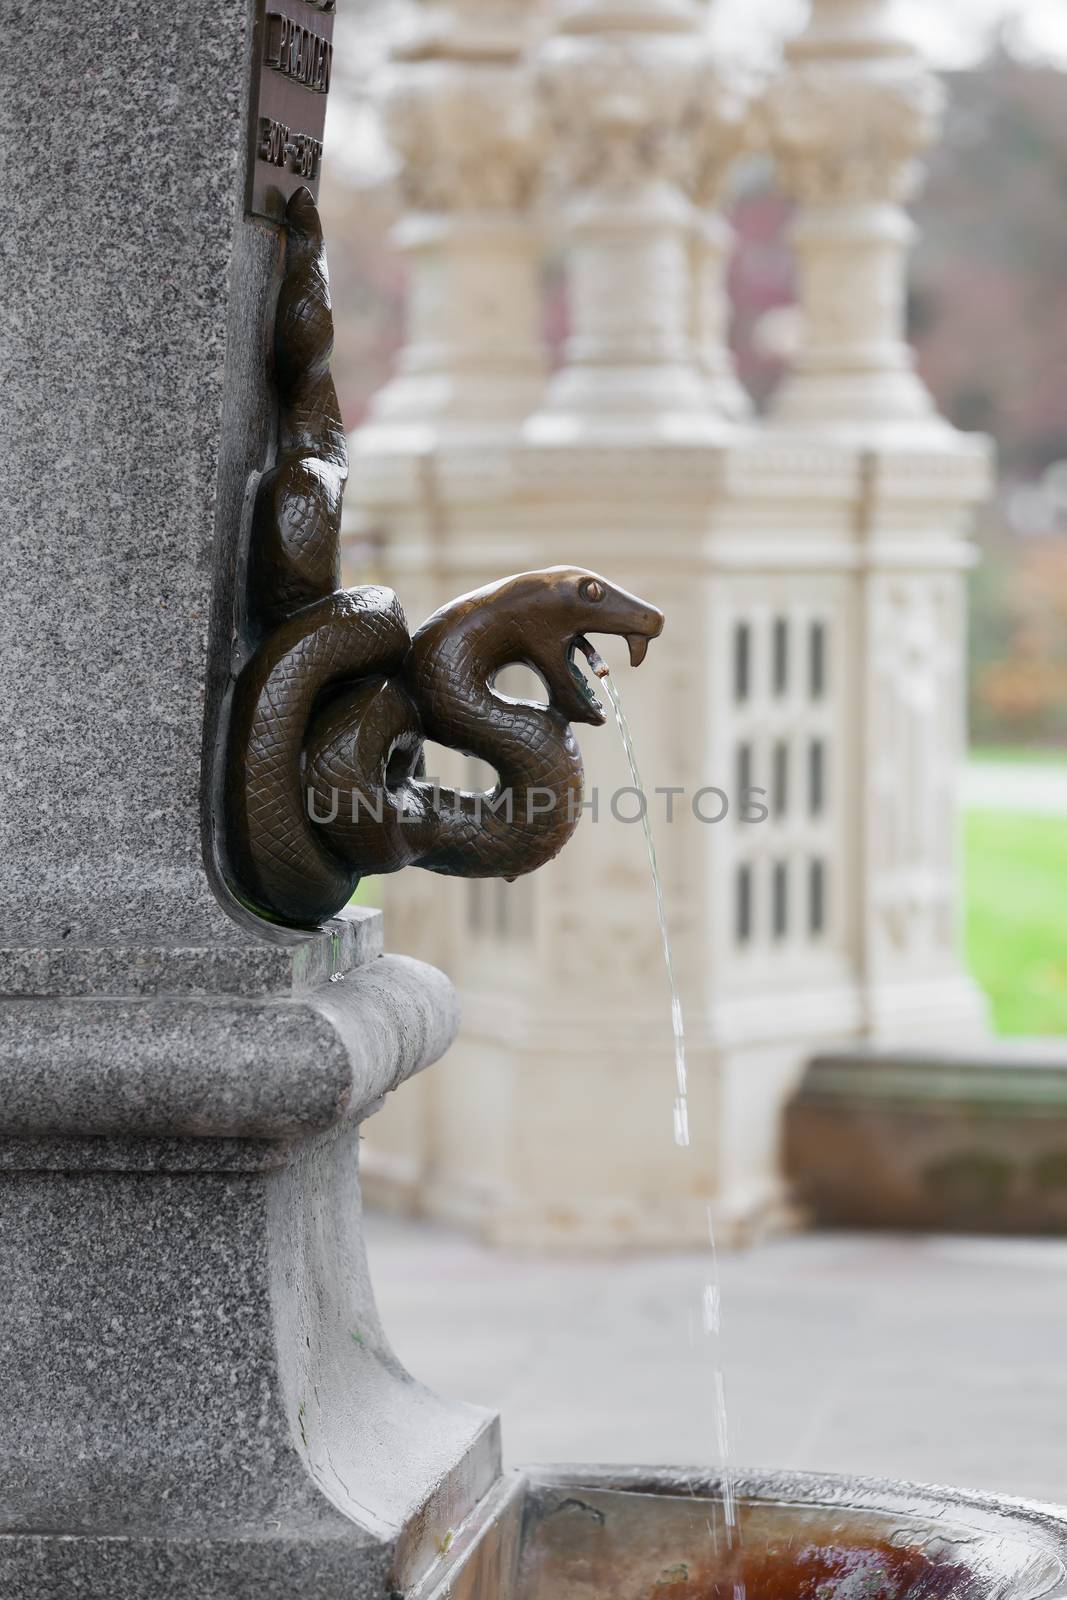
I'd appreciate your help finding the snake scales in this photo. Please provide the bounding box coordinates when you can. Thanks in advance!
[224,190,663,930]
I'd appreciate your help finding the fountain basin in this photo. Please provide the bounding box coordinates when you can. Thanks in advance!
[411,1467,1067,1600]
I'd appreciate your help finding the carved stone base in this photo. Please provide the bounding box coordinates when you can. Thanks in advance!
[0,914,498,1599]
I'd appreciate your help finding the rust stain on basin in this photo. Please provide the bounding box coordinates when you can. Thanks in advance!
[640,1523,971,1600]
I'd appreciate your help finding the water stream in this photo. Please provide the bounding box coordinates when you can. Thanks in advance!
[599,673,690,1149]
[593,661,743,1584]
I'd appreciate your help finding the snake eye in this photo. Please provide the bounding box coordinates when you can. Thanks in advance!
[579,578,605,603]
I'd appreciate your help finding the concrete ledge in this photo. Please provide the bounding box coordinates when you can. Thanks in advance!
[786,1045,1067,1232]
[0,952,458,1143]
[0,907,383,998]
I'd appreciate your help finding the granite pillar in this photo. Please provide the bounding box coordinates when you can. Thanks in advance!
[0,2,495,1592]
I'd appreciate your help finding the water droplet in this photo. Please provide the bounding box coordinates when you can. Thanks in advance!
[673,1097,690,1147]
[702,1282,721,1335]
[602,675,689,1142]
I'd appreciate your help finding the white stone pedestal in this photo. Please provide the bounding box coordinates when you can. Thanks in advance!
[345,423,989,1249]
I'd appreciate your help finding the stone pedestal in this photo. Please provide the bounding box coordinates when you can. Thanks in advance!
[0,1,496,1591]
[344,426,990,1249]
[0,920,500,1598]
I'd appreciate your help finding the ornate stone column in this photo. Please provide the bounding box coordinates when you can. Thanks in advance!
[364,0,545,441]
[761,0,991,1048]
[684,57,752,420]
[764,0,943,430]
[528,0,715,437]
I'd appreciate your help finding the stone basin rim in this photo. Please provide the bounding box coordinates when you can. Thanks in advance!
[518,1464,1067,1597]
[528,1463,1067,1521]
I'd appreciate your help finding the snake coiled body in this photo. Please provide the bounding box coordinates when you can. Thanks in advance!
[224,191,662,931]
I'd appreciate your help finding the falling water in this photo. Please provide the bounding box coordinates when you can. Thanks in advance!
[590,658,743,1582]
[599,672,689,1147]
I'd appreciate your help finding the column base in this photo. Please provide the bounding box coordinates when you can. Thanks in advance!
[767,363,946,437]
[525,364,725,445]
[362,368,545,440]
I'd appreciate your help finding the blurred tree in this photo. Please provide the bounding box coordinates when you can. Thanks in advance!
[912,42,1067,478]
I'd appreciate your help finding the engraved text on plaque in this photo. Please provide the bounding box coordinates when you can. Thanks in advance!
[247,0,335,221]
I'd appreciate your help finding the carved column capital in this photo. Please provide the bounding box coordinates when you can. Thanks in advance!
[381,1,545,215]
[356,0,548,438]
[528,0,721,435]
[537,26,707,196]
[681,55,752,211]
[382,68,543,214]
[765,51,943,208]
[764,0,946,432]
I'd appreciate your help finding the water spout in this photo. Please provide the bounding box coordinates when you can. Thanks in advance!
[576,635,611,680]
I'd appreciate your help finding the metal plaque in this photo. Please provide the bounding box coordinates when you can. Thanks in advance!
[247,0,336,221]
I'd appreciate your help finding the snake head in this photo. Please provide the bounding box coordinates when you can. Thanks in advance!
[506,566,664,727]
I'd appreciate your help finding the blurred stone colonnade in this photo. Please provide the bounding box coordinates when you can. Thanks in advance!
[339,0,992,1249]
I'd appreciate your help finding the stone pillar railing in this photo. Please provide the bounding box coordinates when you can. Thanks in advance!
[684,56,752,420]
[365,0,545,440]
[764,0,943,429]
[528,0,714,436]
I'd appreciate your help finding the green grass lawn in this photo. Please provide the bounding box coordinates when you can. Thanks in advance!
[970,745,1067,766]
[966,810,1067,1035]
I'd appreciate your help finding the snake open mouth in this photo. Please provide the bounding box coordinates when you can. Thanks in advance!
[567,639,606,721]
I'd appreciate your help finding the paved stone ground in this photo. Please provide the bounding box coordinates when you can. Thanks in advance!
[965,759,1067,816]
[365,1214,1067,1506]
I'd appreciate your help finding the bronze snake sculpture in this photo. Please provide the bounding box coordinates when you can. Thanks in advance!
[224,190,663,930]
